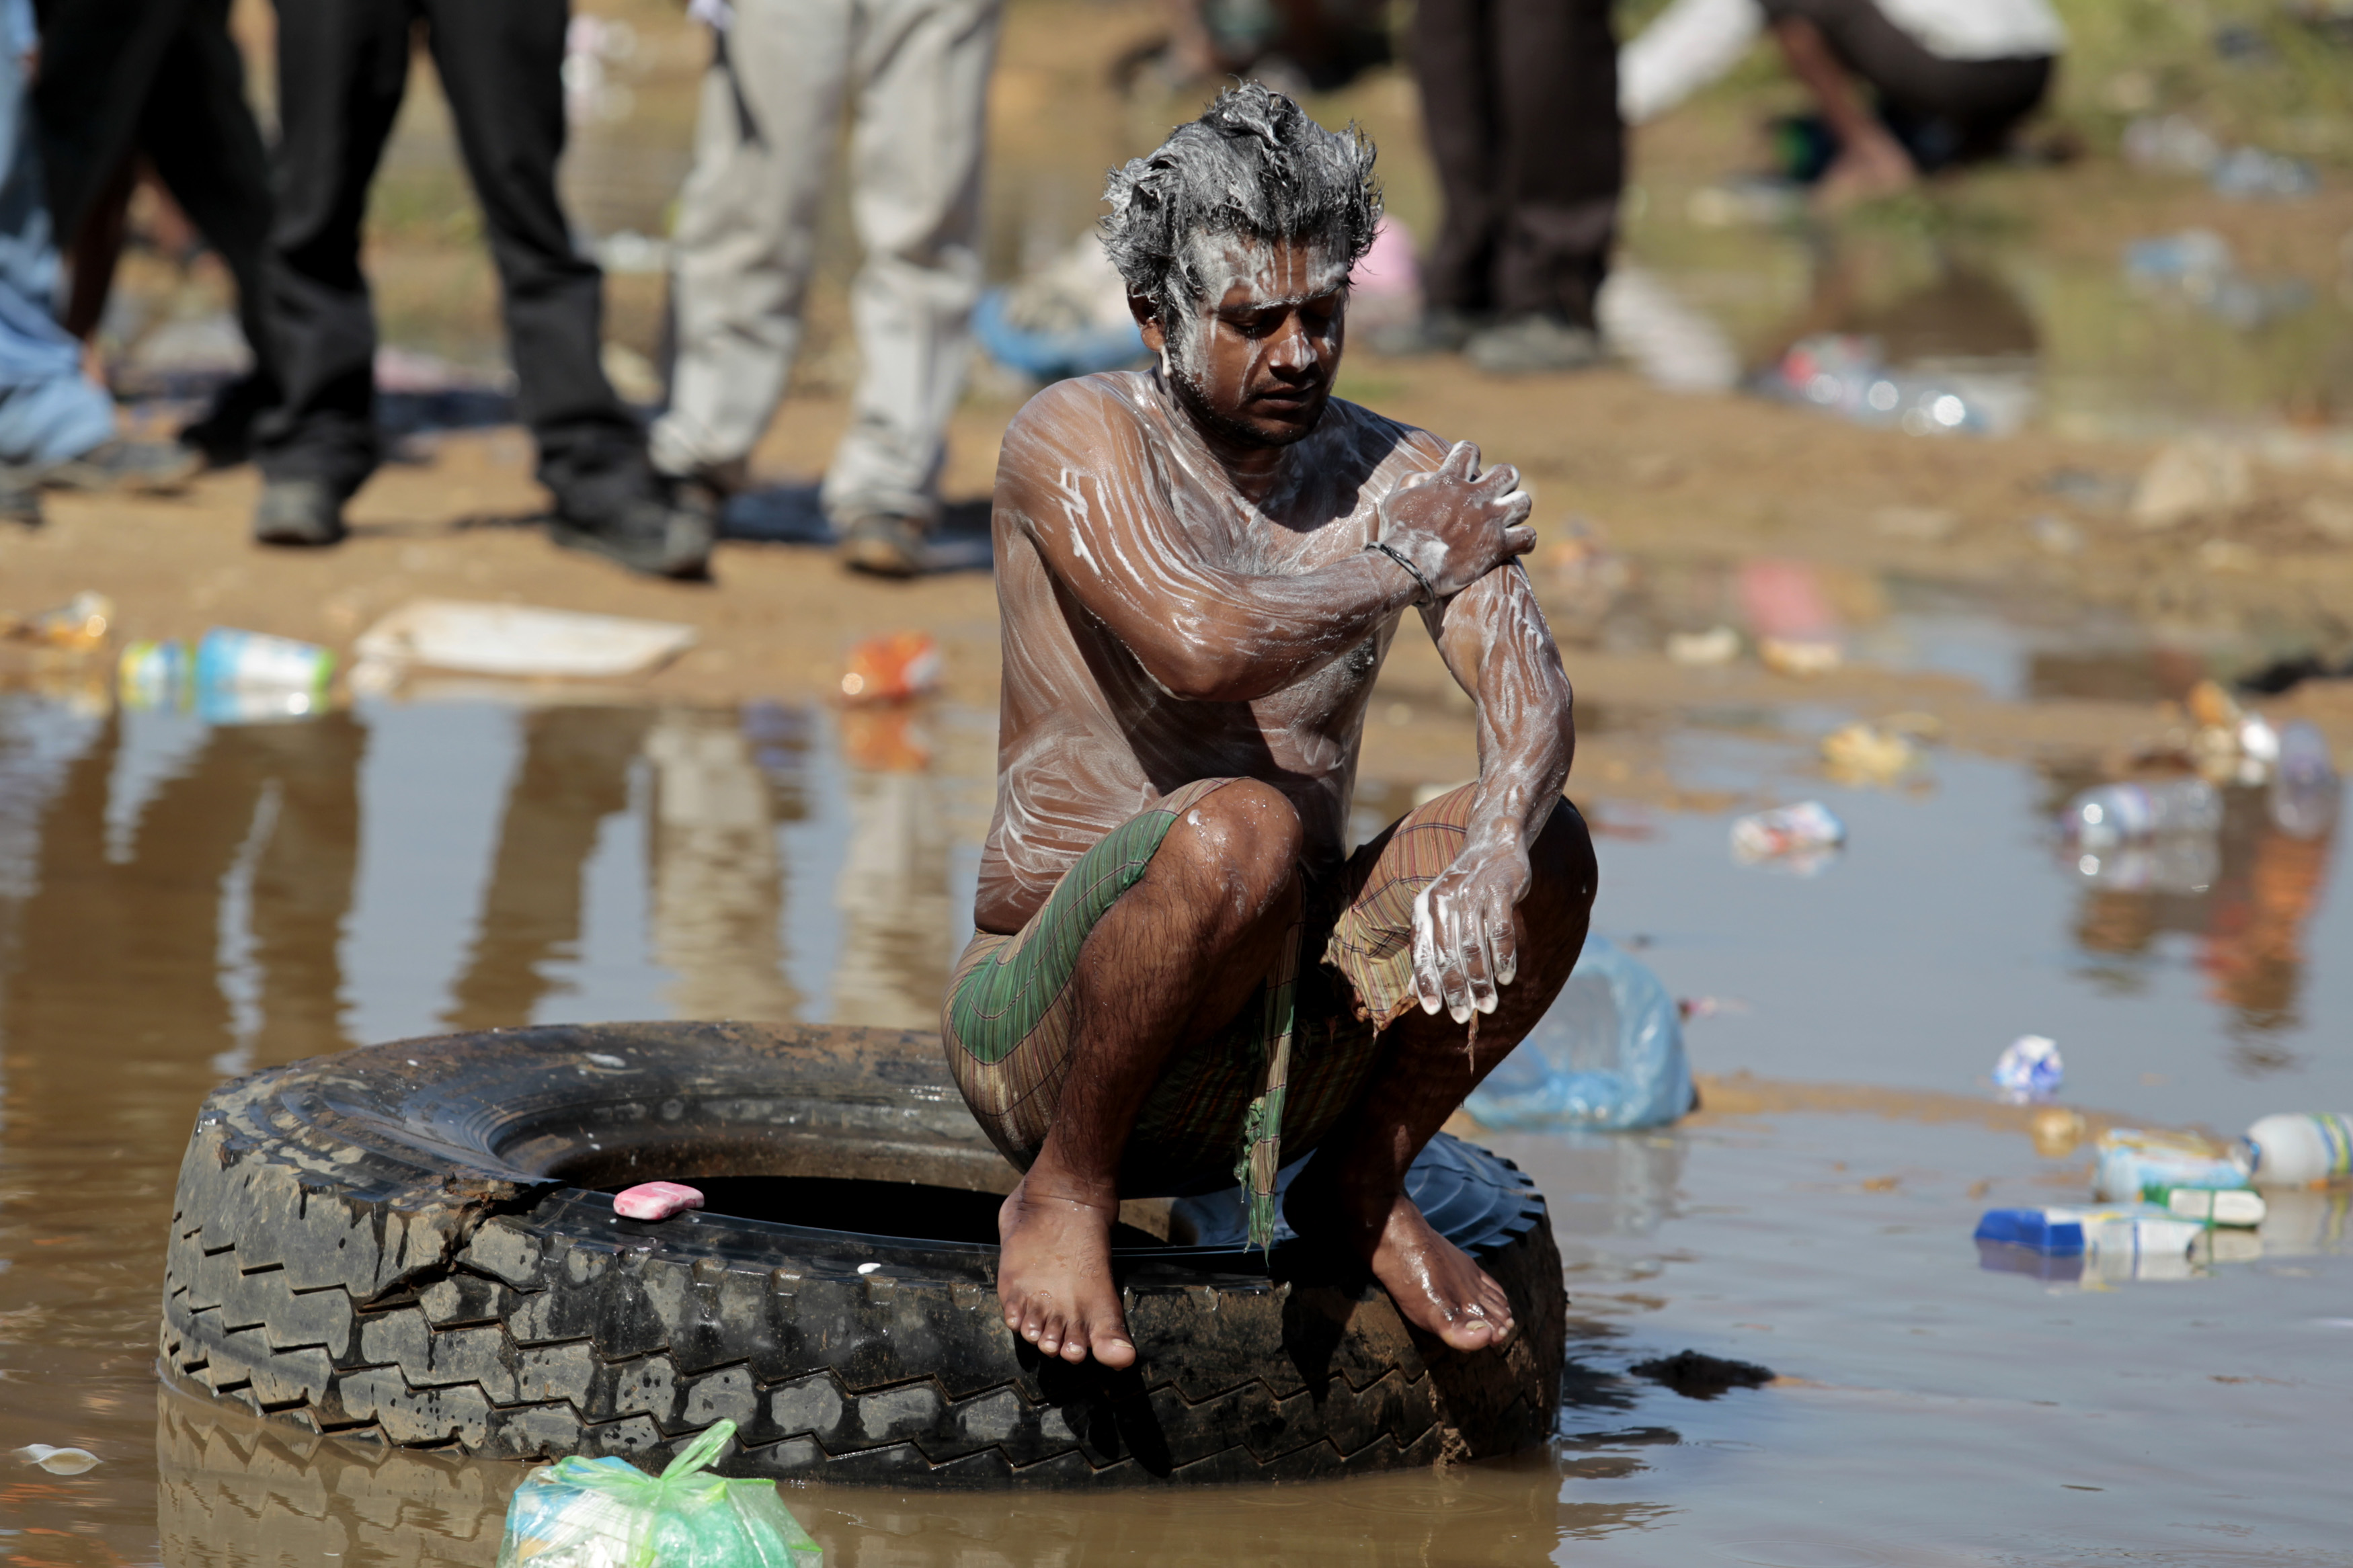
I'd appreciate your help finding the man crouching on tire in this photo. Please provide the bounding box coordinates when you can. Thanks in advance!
[941,83,1596,1370]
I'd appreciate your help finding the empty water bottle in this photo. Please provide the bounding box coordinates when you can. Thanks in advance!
[1463,937,1693,1131]
[2061,778,2221,850]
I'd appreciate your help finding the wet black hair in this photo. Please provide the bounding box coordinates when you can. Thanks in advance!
[1100,82,1382,328]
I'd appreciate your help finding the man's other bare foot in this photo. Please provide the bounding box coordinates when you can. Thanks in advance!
[995,1176,1137,1368]
[1293,1184,1517,1352]
[1816,134,1917,212]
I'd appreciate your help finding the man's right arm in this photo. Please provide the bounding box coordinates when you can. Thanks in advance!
[998,384,1533,704]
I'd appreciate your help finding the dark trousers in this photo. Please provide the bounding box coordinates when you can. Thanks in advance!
[257,0,651,522]
[1761,0,2052,169]
[1409,0,1622,327]
[32,0,278,393]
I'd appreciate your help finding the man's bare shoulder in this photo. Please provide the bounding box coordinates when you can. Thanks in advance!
[1318,395,1450,481]
[1002,370,1159,462]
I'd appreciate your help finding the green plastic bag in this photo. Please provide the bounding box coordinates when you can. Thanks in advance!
[496,1421,820,1568]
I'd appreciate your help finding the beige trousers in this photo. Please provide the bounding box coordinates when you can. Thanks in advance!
[649,0,1002,525]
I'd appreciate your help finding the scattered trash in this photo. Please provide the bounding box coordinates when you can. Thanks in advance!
[1975,1204,2205,1262]
[354,600,697,680]
[1992,1034,2063,1102]
[1464,936,1693,1131]
[2093,1127,2251,1203]
[496,1419,820,1568]
[2129,438,2253,529]
[2065,833,2219,895]
[972,235,1147,382]
[1665,625,1739,665]
[2122,116,2321,199]
[2271,720,2342,838]
[1820,722,1917,786]
[2122,233,2311,330]
[1730,800,1844,871]
[840,631,941,704]
[1758,636,1842,677]
[1676,995,1743,1021]
[2060,777,2222,850]
[15,1444,99,1475]
[1628,1350,1774,1400]
[2122,114,2221,175]
[116,630,337,723]
[612,1182,705,1221]
[2209,146,2319,201]
[3,591,113,651]
[2163,1188,2267,1227]
[2241,1112,2353,1187]
[1755,334,2032,437]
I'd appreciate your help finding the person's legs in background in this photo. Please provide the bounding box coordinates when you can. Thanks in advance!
[250,0,413,546]
[1461,0,1620,374]
[826,0,1000,577]
[422,0,712,579]
[0,0,192,524]
[650,0,854,515]
[138,0,283,466]
[1376,0,1495,356]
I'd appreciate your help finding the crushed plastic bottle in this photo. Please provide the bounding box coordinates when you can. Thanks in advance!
[497,1419,820,1568]
[1992,1035,2063,1102]
[1730,800,1845,872]
[5,591,114,650]
[2270,720,2341,839]
[2240,1112,2353,1187]
[2060,778,2221,850]
[1463,936,1693,1131]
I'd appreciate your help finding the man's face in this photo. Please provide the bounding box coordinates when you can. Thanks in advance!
[1135,234,1347,449]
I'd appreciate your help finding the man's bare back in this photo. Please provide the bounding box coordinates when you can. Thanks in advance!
[978,371,1446,933]
[938,85,1595,1372]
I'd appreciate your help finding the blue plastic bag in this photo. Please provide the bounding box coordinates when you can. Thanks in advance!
[1464,936,1693,1130]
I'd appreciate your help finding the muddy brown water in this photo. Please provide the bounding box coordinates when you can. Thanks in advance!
[0,680,2346,1566]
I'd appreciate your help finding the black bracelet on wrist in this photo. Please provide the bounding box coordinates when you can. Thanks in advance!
[1365,540,1437,606]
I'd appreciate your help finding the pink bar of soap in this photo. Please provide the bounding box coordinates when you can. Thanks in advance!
[613,1182,705,1221]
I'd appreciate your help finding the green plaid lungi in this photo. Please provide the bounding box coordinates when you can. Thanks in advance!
[941,778,1486,1247]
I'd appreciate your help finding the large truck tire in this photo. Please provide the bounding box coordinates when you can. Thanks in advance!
[159,1021,1567,1485]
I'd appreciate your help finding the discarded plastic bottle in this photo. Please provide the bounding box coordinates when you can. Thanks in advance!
[2061,778,2221,850]
[2093,1127,2251,1203]
[1975,1204,2205,1259]
[2270,720,2341,839]
[1464,936,1693,1131]
[2241,1112,2353,1187]
[193,629,335,723]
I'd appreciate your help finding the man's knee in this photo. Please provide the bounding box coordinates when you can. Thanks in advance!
[1528,796,1599,923]
[1156,778,1304,917]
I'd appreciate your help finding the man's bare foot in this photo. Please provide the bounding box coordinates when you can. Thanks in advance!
[1815,134,1917,212]
[995,1175,1137,1368]
[1293,1182,1517,1352]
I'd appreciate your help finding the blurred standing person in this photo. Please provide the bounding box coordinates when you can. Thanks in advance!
[30,0,278,464]
[1375,0,1622,374]
[0,0,200,524]
[249,0,711,579]
[651,0,1002,577]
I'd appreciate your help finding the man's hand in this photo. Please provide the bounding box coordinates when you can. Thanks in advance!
[1375,441,1536,602]
[1410,836,1532,1023]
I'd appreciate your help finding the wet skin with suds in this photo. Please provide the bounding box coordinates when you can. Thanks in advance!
[980,236,1595,1368]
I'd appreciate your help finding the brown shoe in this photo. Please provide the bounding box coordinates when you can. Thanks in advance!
[839,512,927,578]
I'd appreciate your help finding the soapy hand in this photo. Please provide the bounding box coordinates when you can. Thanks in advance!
[1374,441,1535,602]
[1410,836,1533,1022]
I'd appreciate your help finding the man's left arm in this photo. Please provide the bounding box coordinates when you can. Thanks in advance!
[1411,560,1577,1021]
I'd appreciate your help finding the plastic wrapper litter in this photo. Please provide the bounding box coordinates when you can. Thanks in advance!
[496,1421,820,1568]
